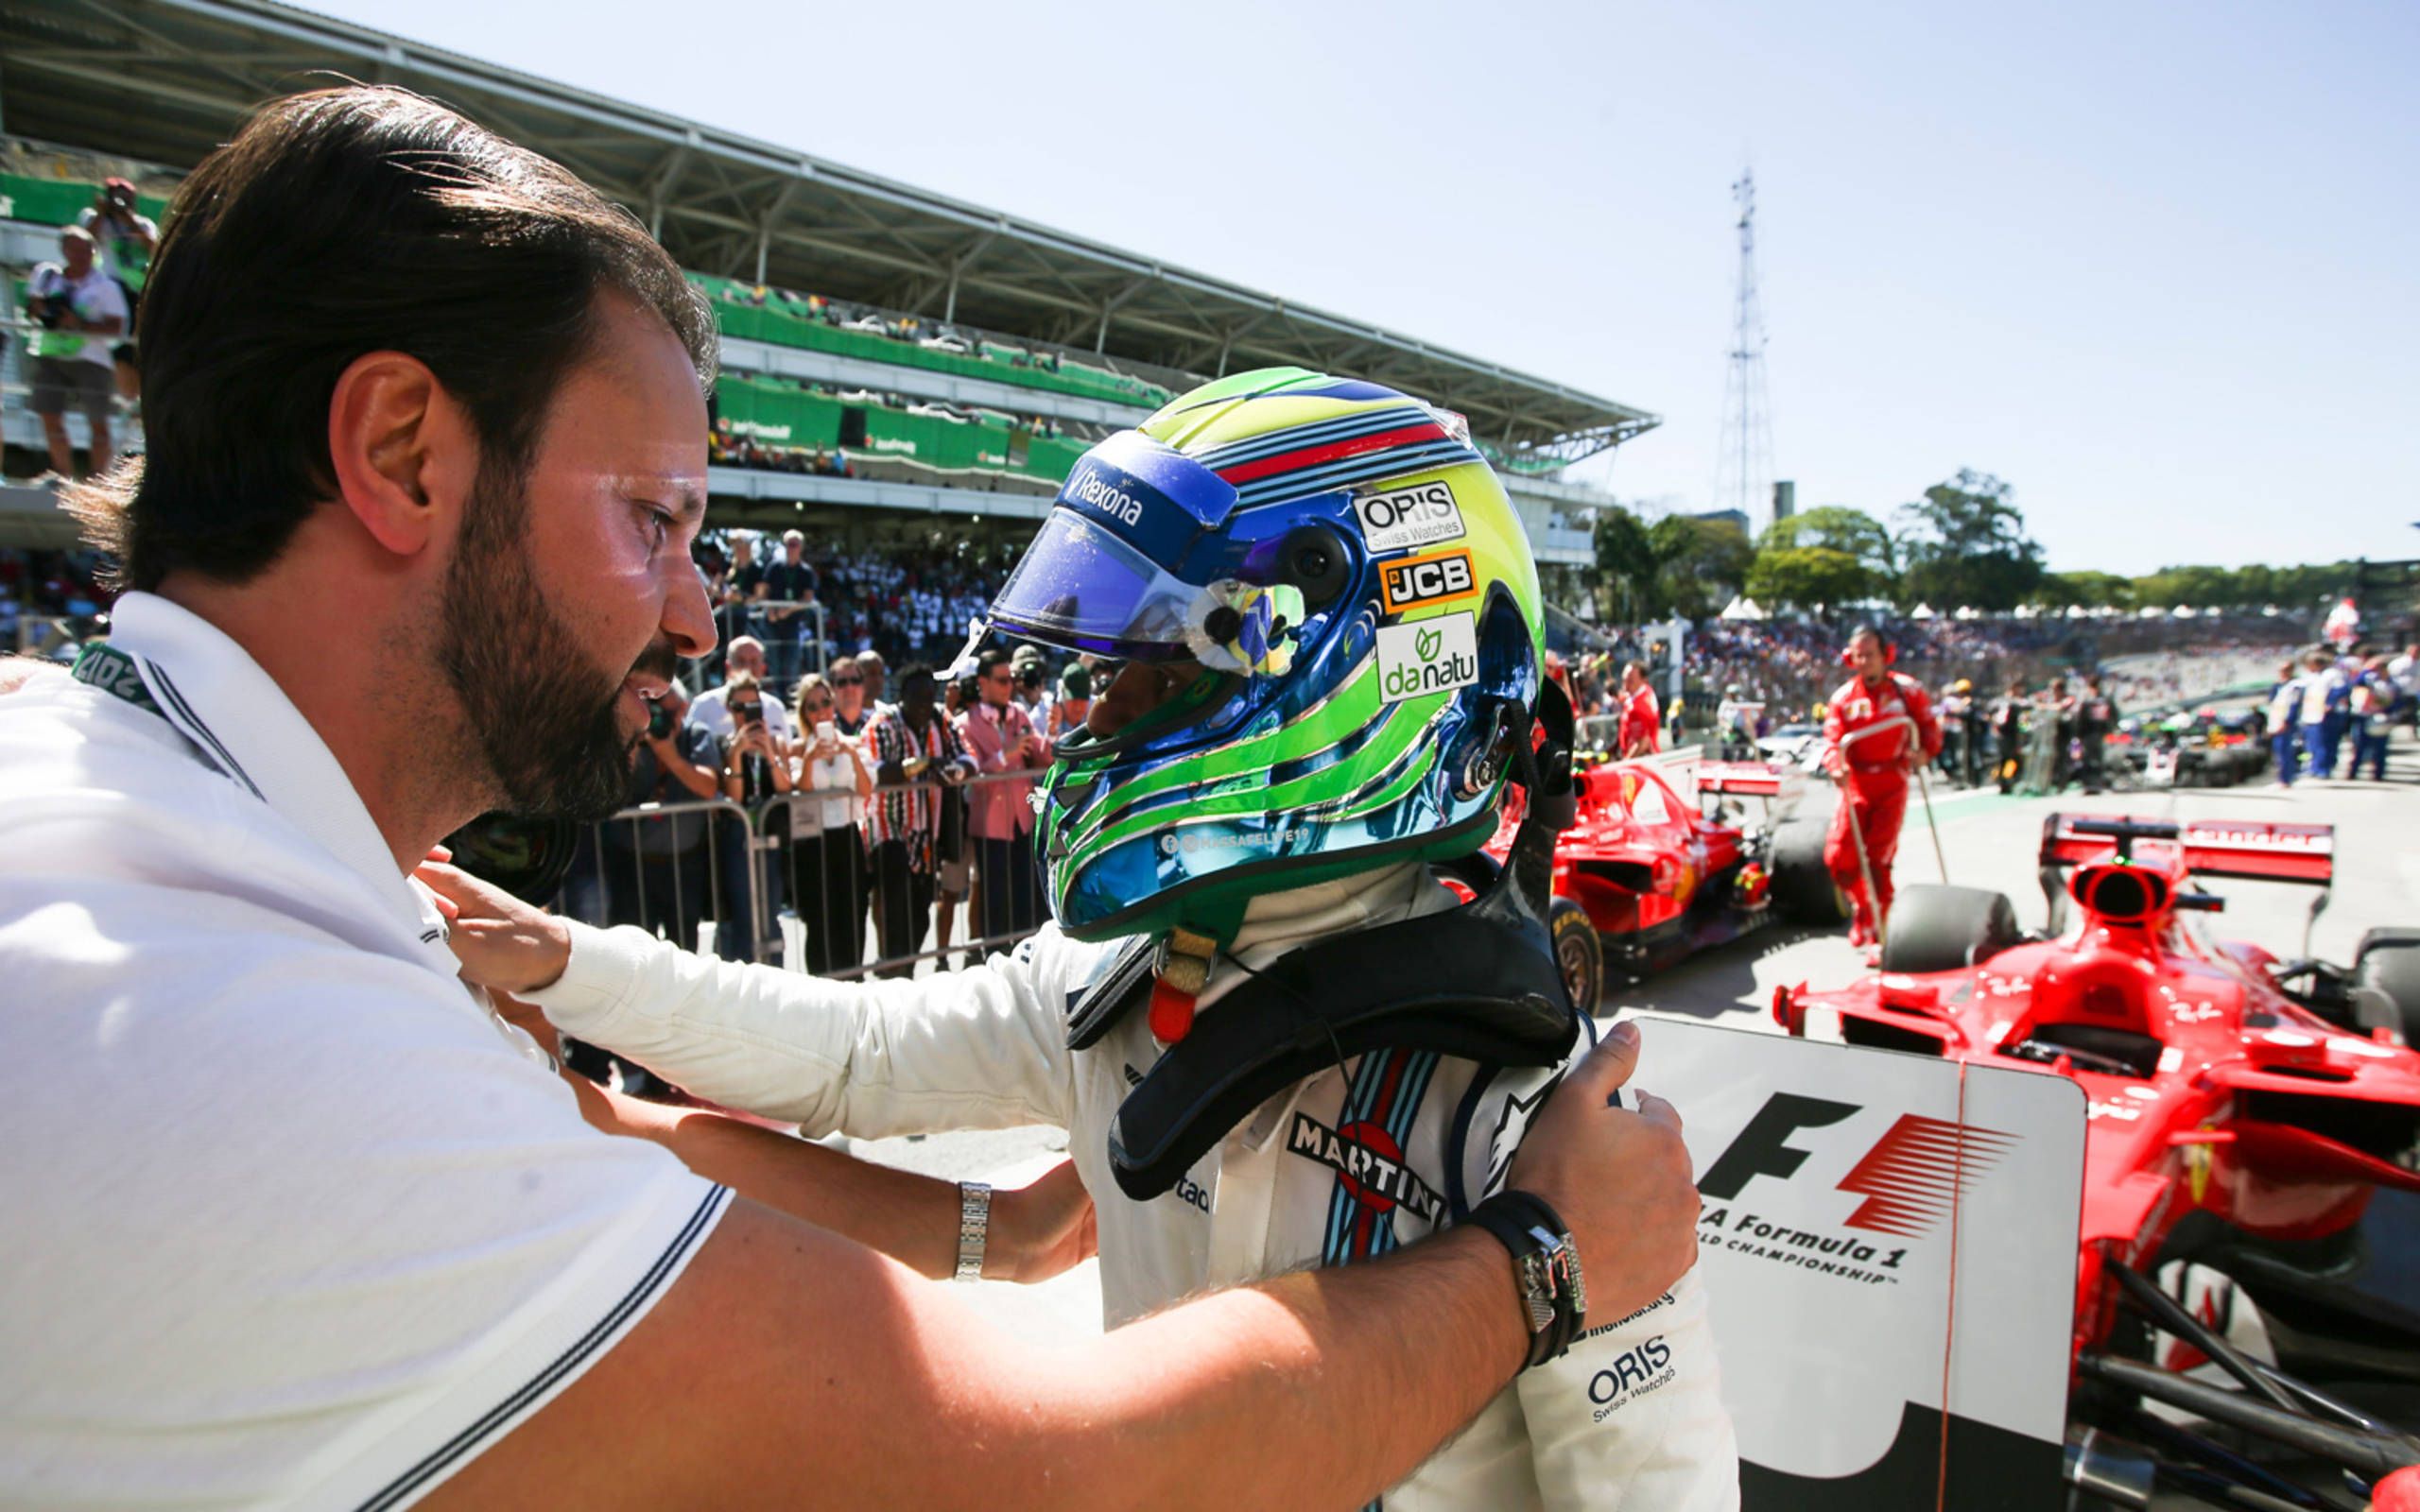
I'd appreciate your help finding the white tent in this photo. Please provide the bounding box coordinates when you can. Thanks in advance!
[1953,605,1983,621]
[2011,604,2039,619]
[1718,595,1768,622]
[1910,603,1938,621]
[2138,606,2166,619]
[2172,605,2199,619]
[2065,605,2090,619]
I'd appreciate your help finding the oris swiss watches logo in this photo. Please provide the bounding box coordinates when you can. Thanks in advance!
[1353,480,1466,553]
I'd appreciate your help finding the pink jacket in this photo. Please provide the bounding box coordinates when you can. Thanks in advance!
[957,699,1046,840]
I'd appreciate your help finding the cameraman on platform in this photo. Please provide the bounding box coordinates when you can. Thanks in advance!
[23,226,128,482]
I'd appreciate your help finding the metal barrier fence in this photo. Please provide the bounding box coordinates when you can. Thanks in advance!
[556,766,1052,981]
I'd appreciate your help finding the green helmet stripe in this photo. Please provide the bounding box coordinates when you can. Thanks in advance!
[1059,656,1383,840]
[1063,692,1443,876]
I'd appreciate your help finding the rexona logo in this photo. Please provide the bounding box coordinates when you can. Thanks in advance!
[1698,1093,2017,1239]
[1353,480,1465,553]
[1378,547,1478,613]
[1375,611,1479,702]
[1065,465,1145,526]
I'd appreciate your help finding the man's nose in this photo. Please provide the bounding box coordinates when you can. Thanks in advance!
[666,564,717,662]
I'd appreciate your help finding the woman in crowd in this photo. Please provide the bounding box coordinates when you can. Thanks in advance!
[710,671,794,961]
[789,671,874,975]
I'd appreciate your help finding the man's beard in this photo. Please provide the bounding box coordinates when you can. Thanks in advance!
[438,464,653,822]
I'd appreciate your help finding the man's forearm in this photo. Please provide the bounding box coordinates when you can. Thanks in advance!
[1048,1225,1525,1508]
[584,1085,959,1278]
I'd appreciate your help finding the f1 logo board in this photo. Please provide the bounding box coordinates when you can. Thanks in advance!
[1639,1021,2086,1510]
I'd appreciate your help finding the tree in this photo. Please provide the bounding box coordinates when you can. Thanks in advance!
[1893,469,2045,611]
[1746,546,1873,610]
[1590,505,1662,621]
[1650,515,1754,620]
[1758,506,1896,581]
[2034,571,2134,610]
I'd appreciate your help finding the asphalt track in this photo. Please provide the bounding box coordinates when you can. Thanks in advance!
[858,726,2420,1349]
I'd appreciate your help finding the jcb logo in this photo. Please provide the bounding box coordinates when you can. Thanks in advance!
[1378,548,1478,613]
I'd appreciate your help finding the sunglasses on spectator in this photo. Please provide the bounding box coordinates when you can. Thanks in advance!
[801,698,833,713]
[834,676,864,687]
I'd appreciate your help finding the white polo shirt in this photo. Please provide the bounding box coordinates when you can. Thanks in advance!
[0,593,727,1511]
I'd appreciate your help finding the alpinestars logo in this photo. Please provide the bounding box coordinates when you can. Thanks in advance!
[1288,1112,1445,1224]
[1066,465,1145,525]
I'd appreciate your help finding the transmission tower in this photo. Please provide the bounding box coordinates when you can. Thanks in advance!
[1713,168,1775,534]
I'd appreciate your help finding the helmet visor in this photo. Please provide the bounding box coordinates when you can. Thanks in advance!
[988,510,1201,661]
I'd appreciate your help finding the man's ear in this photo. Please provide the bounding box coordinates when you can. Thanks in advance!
[326,352,478,558]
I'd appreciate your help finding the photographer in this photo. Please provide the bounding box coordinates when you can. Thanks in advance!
[599,679,720,952]
[710,669,791,961]
[77,177,157,402]
[23,227,128,481]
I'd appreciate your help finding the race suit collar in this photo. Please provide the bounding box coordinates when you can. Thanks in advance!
[1227,861,1446,965]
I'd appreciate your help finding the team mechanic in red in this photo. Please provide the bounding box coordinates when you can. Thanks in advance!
[1617,660,1662,757]
[1819,627,1943,950]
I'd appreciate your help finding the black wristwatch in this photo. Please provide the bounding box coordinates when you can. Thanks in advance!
[1466,1190,1588,1369]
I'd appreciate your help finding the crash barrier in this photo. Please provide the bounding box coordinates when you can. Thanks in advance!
[557,767,1053,981]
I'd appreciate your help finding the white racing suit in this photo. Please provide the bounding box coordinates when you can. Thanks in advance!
[524,861,1739,1509]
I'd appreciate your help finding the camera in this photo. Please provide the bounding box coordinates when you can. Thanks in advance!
[28,291,67,330]
[736,701,763,728]
[647,700,673,740]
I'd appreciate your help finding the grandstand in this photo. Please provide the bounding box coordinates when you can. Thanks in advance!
[0,0,1653,575]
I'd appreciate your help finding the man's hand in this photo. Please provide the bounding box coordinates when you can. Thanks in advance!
[1507,1020,1699,1327]
[417,855,574,995]
[987,1160,1098,1283]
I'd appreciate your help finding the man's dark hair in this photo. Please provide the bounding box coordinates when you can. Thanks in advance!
[977,648,1014,678]
[71,86,717,592]
[896,662,935,693]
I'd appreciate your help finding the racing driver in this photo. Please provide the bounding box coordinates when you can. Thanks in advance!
[429,368,1740,1509]
[1817,627,1942,952]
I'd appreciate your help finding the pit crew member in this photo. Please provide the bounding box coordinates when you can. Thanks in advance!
[1818,627,1943,949]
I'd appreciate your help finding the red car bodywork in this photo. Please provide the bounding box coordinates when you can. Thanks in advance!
[1774,816,2420,1365]
[1479,754,1801,978]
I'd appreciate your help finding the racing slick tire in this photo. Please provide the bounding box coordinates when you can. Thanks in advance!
[2354,928,2420,1045]
[1880,885,2022,975]
[1550,896,1603,1015]
[1770,811,1850,927]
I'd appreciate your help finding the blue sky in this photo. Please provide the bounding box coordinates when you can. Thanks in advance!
[302,0,2418,576]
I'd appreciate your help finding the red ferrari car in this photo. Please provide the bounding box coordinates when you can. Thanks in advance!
[1467,752,1848,1010]
[1774,815,2420,1504]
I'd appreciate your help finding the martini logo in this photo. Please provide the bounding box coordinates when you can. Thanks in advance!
[1379,547,1478,613]
[1288,1112,1445,1224]
[1699,1093,2016,1240]
[1354,480,1465,552]
[1065,464,1145,525]
[1376,612,1478,701]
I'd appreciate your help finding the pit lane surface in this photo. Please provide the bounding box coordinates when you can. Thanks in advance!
[855,728,2420,1349]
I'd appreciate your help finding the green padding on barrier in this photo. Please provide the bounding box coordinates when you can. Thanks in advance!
[0,174,172,229]
[689,275,1173,409]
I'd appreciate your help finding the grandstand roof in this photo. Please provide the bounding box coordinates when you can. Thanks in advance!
[0,0,1659,463]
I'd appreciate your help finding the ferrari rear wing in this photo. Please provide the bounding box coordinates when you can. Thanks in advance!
[2038,815,2335,886]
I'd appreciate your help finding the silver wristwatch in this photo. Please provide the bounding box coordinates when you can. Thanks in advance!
[953,1181,993,1281]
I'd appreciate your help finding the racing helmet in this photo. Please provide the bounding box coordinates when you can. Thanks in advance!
[986,367,1543,943]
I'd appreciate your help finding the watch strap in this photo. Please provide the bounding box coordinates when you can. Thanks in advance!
[953,1181,992,1281]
